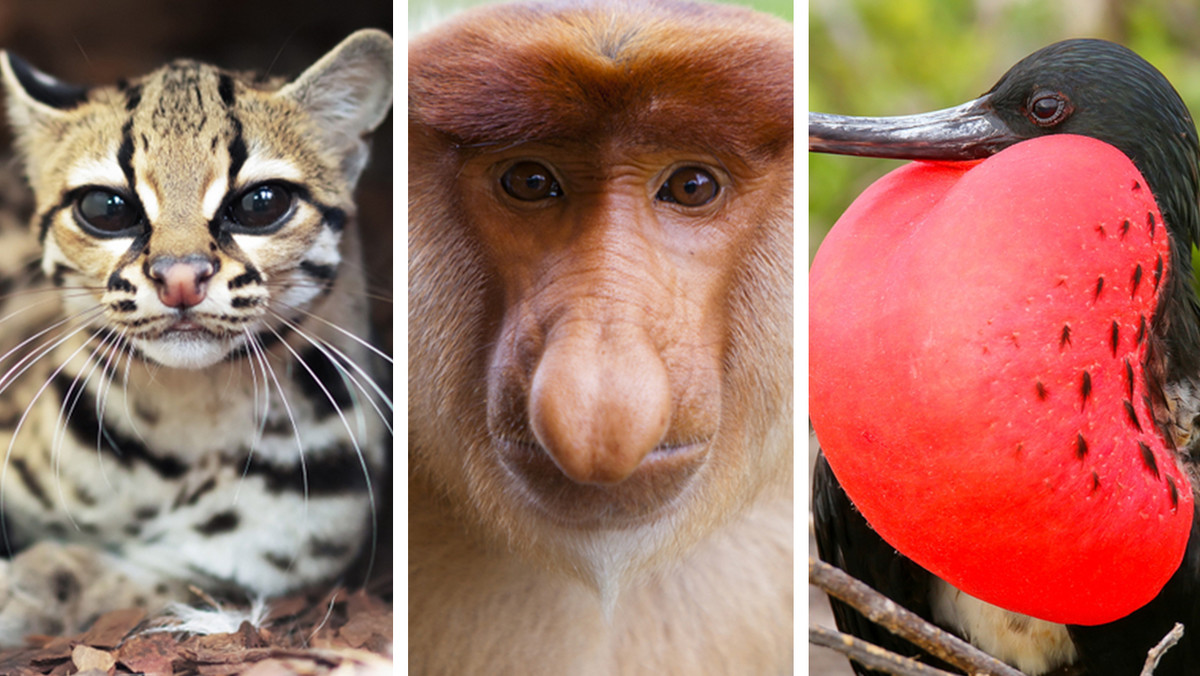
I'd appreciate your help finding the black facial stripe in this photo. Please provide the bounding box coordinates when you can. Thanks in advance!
[231,297,262,309]
[293,190,347,232]
[124,84,142,112]
[37,192,76,243]
[117,119,137,193]
[228,268,262,289]
[111,300,137,313]
[51,264,70,288]
[115,229,153,269]
[227,116,247,189]
[217,74,235,107]
[299,260,337,282]
[322,207,346,232]
[107,272,136,294]
[51,372,188,479]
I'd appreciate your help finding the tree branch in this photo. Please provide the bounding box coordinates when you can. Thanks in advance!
[810,625,961,676]
[1141,623,1184,676]
[810,557,1025,676]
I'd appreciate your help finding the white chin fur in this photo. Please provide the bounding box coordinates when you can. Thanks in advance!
[135,334,235,369]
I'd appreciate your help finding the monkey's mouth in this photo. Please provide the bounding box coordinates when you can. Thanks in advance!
[494,437,708,529]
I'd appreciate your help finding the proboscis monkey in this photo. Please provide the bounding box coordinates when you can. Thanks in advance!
[409,1,793,673]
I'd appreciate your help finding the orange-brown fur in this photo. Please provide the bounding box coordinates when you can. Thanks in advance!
[409,1,792,673]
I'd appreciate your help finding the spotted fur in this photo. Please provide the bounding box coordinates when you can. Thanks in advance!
[0,30,392,642]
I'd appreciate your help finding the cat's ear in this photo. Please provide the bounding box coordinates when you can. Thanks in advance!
[278,29,393,186]
[0,52,88,131]
[0,53,88,184]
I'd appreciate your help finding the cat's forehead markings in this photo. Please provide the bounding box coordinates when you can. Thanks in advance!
[202,175,228,220]
[136,183,160,223]
[238,156,304,186]
[66,157,125,192]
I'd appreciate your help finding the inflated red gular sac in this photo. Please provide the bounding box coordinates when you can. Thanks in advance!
[811,132,1193,625]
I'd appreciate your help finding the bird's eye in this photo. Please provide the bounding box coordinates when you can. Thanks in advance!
[75,188,142,236]
[228,182,294,232]
[501,162,563,201]
[1028,93,1069,126]
[656,167,719,207]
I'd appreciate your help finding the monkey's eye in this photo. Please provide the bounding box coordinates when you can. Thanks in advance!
[656,167,719,207]
[501,162,563,201]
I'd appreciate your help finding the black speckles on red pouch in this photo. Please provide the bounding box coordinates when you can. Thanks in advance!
[1080,370,1092,409]
[1138,441,1160,480]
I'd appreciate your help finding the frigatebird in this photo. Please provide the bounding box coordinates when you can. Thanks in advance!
[811,39,1200,676]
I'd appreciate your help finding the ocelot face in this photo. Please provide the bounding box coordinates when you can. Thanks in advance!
[2,44,389,369]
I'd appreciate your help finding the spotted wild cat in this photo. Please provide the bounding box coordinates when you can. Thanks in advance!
[0,29,392,641]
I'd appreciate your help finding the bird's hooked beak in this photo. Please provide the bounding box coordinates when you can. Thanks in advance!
[809,94,1021,160]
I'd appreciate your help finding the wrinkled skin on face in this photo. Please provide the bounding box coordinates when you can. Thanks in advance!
[409,1,793,674]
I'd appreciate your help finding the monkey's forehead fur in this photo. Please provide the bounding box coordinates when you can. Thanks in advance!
[409,0,793,160]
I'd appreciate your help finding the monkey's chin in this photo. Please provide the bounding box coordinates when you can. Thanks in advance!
[494,438,708,530]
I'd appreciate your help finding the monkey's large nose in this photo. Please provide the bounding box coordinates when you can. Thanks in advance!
[528,325,671,485]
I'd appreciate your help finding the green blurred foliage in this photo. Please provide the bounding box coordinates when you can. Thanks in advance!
[411,0,791,34]
[810,0,1200,268]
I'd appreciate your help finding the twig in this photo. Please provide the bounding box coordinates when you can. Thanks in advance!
[811,625,961,676]
[1141,623,1184,676]
[810,557,1025,676]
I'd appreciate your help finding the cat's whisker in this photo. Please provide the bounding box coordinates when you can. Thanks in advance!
[261,279,394,306]
[247,334,272,457]
[0,322,112,553]
[240,330,320,580]
[269,301,393,365]
[49,326,118,463]
[92,329,131,492]
[0,285,100,305]
[266,309,393,432]
[259,322,377,579]
[233,329,270,505]
[50,326,121,531]
[0,304,102,373]
[0,307,105,399]
[117,332,150,449]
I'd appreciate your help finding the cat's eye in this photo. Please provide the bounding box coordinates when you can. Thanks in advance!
[656,167,719,207]
[227,183,294,232]
[501,162,563,201]
[75,188,142,236]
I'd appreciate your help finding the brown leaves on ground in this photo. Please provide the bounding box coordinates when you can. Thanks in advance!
[0,588,392,676]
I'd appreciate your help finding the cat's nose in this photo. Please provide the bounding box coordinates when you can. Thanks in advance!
[146,256,217,309]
